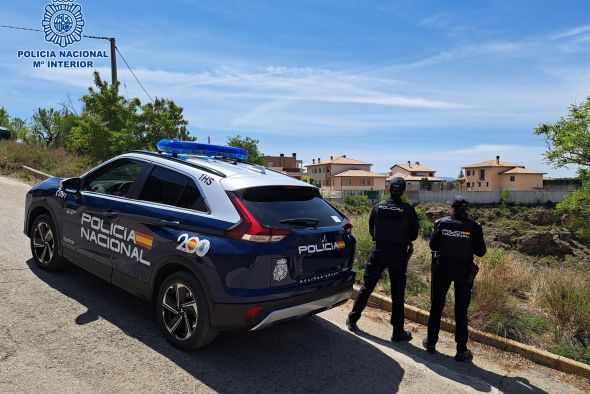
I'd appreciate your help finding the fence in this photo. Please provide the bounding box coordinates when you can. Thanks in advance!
[409,190,573,204]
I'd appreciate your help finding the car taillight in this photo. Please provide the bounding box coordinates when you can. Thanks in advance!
[228,194,291,243]
[344,222,353,234]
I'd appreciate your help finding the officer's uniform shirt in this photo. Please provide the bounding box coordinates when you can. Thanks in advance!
[369,198,419,244]
[429,215,486,267]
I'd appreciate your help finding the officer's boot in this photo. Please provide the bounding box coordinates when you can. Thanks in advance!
[391,329,412,342]
[422,338,436,353]
[455,349,473,361]
[345,317,358,332]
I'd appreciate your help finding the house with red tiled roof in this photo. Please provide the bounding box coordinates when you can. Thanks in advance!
[387,161,443,191]
[459,156,545,191]
[305,155,386,191]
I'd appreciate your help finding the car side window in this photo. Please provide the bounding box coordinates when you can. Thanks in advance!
[177,180,208,212]
[138,166,208,212]
[83,159,147,197]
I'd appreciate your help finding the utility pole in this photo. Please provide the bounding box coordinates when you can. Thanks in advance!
[109,37,117,85]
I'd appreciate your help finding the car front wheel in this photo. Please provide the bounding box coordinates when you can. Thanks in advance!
[156,271,218,350]
[30,214,67,271]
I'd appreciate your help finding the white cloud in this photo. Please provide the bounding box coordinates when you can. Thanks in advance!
[551,23,590,40]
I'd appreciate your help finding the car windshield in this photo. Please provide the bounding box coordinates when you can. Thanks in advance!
[238,186,345,228]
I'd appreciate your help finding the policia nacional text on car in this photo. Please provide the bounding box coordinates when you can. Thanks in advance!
[347,177,418,341]
[423,195,486,361]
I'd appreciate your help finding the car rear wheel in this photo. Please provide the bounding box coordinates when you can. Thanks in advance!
[30,214,67,271]
[156,271,218,350]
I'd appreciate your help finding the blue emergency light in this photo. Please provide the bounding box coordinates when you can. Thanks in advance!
[156,139,249,161]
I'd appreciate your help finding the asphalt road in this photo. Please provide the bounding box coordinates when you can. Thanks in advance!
[1,176,588,393]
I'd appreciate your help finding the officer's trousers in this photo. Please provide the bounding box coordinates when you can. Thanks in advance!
[348,243,408,333]
[427,264,473,352]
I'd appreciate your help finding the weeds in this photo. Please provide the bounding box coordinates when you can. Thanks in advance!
[0,140,93,179]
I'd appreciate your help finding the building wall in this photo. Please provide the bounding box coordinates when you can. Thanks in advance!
[411,190,571,204]
[331,163,371,175]
[463,166,513,191]
[307,162,372,188]
[332,176,386,191]
[499,174,544,191]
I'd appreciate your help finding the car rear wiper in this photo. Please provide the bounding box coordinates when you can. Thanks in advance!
[279,218,320,228]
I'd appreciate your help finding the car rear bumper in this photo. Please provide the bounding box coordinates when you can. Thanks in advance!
[210,277,354,331]
[249,288,351,331]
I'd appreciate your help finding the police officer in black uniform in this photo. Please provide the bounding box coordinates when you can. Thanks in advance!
[423,195,486,361]
[347,177,418,341]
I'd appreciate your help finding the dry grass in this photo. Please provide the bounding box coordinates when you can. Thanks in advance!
[0,140,93,179]
[535,268,590,343]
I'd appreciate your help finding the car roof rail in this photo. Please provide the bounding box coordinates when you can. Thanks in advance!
[128,150,227,178]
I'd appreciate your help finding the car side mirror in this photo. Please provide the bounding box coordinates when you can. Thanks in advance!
[60,177,82,196]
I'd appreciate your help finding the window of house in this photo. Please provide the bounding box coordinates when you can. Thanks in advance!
[360,178,366,186]
[510,176,515,182]
[467,182,470,188]
[480,169,485,180]
[466,170,471,176]
[478,181,481,187]
[486,182,489,187]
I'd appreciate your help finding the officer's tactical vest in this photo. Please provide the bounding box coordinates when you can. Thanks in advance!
[374,202,410,243]
[438,217,474,261]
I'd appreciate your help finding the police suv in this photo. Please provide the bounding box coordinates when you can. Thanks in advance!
[24,140,355,349]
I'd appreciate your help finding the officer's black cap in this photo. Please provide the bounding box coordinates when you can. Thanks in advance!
[389,177,406,193]
[449,195,469,209]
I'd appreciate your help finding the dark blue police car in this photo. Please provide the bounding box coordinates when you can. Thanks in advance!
[24,140,355,349]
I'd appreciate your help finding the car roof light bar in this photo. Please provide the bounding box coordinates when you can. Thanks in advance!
[156,139,249,161]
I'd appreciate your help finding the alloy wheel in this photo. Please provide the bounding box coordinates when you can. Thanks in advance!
[161,283,199,340]
[33,221,54,265]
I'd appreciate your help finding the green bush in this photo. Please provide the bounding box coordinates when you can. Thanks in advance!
[486,313,551,343]
[343,194,372,215]
[552,341,590,364]
[351,213,373,272]
[557,185,590,240]
[415,207,433,237]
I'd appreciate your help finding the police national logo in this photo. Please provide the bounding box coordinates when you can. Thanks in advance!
[42,0,85,48]
[273,259,289,282]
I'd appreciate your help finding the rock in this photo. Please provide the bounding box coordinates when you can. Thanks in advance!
[517,231,572,256]
[490,228,519,246]
[422,205,449,222]
[520,208,559,226]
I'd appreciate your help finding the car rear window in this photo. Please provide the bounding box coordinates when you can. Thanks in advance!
[238,186,345,228]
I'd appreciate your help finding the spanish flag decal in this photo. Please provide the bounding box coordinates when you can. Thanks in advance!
[135,231,154,250]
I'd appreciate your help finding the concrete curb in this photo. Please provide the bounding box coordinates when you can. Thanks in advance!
[352,285,590,381]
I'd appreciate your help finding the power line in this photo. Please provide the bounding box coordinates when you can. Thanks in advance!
[0,24,108,40]
[0,24,42,33]
[1,24,154,102]
[115,46,154,103]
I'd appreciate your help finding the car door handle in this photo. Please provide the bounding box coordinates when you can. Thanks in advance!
[103,210,119,218]
[160,219,180,228]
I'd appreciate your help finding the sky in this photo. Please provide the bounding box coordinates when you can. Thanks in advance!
[1,1,589,177]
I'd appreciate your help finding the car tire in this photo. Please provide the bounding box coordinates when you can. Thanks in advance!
[30,214,67,272]
[156,271,218,350]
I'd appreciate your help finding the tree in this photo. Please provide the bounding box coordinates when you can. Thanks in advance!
[30,107,78,147]
[8,117,30,141]
[536,97,590,240]
[0,106,9,128]
[227,135,264,164]
[31,108,61,146]
[68,72,190,160]
[137,98,192,149]
[535,97,590,168]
